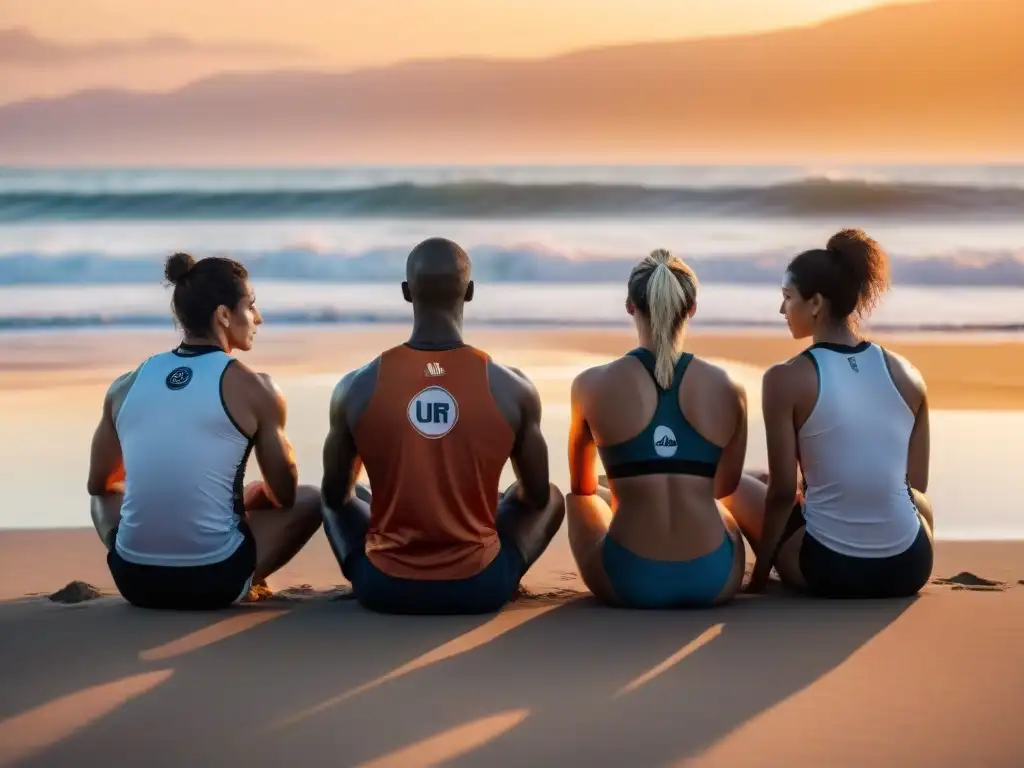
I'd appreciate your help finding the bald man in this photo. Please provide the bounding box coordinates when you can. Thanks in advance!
[321,238,565,614]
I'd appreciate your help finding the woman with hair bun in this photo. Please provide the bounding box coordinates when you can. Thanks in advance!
[86,253,322,610]
[725,229,935,598]
[566,249,749,608]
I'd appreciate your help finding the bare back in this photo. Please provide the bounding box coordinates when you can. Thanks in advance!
[571,349,747,560]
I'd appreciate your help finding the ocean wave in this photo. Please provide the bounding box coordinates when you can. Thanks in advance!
[1,311,1020,334]
[2,178,1024,221]
[2,246,1023,287]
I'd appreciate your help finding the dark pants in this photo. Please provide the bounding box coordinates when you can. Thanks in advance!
[107,522,256,610]
[780,506,933,599]
[330,490,531,615]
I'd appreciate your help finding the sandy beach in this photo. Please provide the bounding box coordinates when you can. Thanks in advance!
[1,532,1023,767]
[2,326,1023,766]
[3,0,1022,759]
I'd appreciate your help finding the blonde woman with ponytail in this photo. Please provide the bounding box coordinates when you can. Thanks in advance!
[566,250,749,608]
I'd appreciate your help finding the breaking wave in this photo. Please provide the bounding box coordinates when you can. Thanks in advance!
[3,178,1024,221]
[3,245,1023,287]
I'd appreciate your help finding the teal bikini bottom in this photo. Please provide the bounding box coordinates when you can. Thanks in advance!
[601,533,735,608]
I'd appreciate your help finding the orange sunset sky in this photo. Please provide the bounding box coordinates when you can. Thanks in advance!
[2,1,930,65]
[1,1,942,107]
[1,0,1018,163]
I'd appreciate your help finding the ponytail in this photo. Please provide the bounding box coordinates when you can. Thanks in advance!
[627,249,699,389]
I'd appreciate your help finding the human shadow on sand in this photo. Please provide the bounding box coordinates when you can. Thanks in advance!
[0,598,500,767]
[268,595,917,767]
[2,586,916,767]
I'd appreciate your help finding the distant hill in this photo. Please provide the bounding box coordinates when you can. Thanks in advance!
[0,0,1020,164]
[0,28,304,64]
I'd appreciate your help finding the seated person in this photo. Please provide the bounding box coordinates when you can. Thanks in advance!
[723,228,934,598]
[566,249,748,608]
[320,237,565,614]
[87,252,322,610]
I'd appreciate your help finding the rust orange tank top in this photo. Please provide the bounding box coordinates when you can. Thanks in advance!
[353,343,516,580]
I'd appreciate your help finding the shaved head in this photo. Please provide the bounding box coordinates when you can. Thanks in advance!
[403,237,472,309]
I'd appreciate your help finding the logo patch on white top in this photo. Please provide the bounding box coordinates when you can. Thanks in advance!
[165,366,193,390]
[407,385,459,438]
[653,425,678,457]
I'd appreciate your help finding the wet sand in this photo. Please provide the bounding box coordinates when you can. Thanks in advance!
[3,326,1024,410]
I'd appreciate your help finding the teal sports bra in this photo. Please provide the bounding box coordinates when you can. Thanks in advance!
[596,348,723,479]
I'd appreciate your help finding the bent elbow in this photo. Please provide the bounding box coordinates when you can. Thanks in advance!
[320,481,344,513]
[714,472,742,501]
[522,483,552,511]
[87,479,105,497]
[267,481,297,510]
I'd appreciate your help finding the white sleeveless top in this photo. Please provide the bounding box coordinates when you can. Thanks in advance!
[799,341,921,558]
[114,345,251,566]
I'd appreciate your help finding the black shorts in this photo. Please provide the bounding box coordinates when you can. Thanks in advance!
[346,533,525,615]
[779,506,933,599]
[107,522,257,610]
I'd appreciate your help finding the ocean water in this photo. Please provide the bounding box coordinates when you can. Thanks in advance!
[1,164,1023,331]
[2,282,1022,333]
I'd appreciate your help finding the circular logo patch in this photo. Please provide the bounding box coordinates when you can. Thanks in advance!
[407,386,459,438]
[165,366,193,390]
[653,425,678,458]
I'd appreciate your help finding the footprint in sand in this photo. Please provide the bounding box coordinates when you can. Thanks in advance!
[931,572,1009,592]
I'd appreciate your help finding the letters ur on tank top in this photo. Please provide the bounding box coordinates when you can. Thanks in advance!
[353,344,516,580]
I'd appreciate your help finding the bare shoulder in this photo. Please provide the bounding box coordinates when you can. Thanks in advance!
[329,357,381,422]
[105,365,143,419]
[778,349,819,376]
[227,358,283,400]
[107,368,139,399]
[568,359,624,409]
[487,358,541,409]
[573,356,624,390]
[879,346,926,394]
[220,359,288,429]
[687,355,747,402]
[763,354,811,398]
[491,359,534,389]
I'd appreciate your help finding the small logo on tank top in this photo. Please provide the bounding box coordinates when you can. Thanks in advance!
[847,357,859,373]
[165,366,193,390]
[407,385,459,438]
[653,425,678,457]
[424,362,446,377]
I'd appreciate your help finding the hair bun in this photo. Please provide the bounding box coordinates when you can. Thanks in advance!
[164,252,196,284]
[826,227,874,259]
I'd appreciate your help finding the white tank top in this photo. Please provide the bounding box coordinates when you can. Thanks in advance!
[799,341,921,558]
[114,345,251,566]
